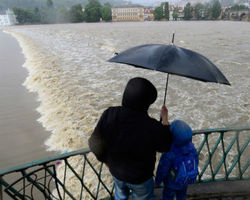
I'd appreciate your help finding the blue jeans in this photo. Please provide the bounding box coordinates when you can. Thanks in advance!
[113,176,154,200]
[162,187,187,200]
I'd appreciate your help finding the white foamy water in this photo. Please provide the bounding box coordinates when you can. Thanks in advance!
[3,21,250,198]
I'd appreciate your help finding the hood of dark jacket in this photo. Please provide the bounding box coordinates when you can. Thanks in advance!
[122,77,157,113]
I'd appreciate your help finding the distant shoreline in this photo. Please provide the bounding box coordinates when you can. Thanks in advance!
[1,19,248,27]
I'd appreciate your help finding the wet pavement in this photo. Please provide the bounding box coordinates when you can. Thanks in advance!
[153,180,250,200]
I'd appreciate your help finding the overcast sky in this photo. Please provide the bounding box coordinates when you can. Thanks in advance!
[130,0,192,5]
[132,0,168,3]
[132,0,157,2]
[130,0,211,3]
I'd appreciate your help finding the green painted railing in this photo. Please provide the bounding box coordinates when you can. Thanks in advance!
[0,126,249,200]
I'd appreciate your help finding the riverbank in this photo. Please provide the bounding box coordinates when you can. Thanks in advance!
[0,30,55,170]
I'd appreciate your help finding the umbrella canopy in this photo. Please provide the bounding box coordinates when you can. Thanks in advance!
[108,44,230,86]
[108,44,230,106]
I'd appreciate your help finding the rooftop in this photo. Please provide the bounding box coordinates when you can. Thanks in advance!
[113,4,144,8]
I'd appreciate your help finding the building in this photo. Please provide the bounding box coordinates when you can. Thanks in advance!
[169,5,184,21]
[0,9,17,26]
[144,8,154,21]
[111,5,144,22]
[169,4,175,20]
[177,6,184,20]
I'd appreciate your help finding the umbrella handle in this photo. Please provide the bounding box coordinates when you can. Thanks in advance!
[160,74,169,122]
[163,74,169,106]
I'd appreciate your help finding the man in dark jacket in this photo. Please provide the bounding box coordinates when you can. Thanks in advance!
[88,77,172,200]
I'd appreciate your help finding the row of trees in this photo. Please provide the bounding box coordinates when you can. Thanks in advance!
[226,4,248,11]
[185,0,222,20]
[154,2,169,21]
[13,0,112,24]
[154,0,223,21]
[0,0,122,10]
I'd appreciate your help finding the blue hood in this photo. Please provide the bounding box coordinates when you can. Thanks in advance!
[172,142,195,154]
[170,120,192,147]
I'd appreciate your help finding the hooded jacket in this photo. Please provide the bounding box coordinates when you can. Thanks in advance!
[88,77,172,184]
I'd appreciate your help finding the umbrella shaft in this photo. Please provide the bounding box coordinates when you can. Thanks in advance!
[163,74,169,106]
[172,32,175,44]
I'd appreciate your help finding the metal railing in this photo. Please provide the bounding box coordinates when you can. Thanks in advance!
[192,126,250,182]
[0,126,249,200]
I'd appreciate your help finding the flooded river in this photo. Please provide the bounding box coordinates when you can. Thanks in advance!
[1,21,250,198]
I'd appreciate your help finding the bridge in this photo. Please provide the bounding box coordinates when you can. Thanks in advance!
[0,126,249,199]
[223,9,250,22]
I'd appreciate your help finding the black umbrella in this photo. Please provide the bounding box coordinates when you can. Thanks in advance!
[108,35,230,105]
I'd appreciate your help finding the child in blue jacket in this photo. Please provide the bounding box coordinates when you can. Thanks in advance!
[155,120,199,200]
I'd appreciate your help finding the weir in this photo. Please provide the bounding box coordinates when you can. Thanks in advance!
[0,126,249,199]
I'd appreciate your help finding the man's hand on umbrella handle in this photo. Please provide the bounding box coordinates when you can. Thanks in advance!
[161,106,169,125]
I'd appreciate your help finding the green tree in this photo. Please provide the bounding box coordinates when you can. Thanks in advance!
[84,0,102,22]
[163,2,169,20]
[172,7,179,20]
[13,7,38,24]
[56,5,70,23]
[230,4,246,11]
[101,2,112,21]
[39,7,56,23]
[37,0,56,24]
[69,4,84,23]
[194,3,203,20]
[34,7,41,22]
[203,3,211,20]
[154,6,163,20]
[47,0,54,8]
[211,0,221,19]
[184,3,192,20]
[239,4,246,10]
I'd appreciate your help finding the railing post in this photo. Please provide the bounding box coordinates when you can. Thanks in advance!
[221,132,228,180]
[236,131,243,179]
